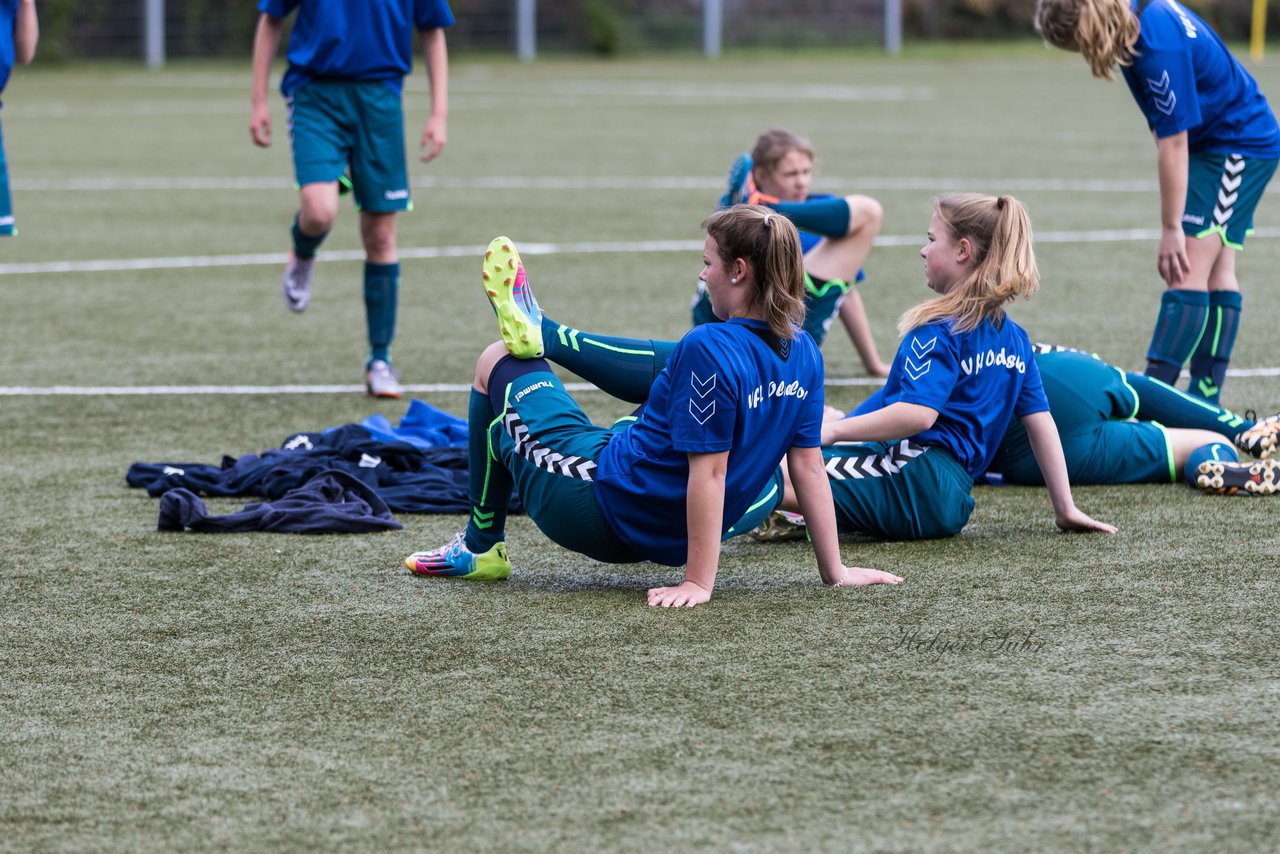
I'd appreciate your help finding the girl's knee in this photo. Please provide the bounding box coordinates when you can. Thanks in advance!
[474,341,510,393]
[846,195,883,232]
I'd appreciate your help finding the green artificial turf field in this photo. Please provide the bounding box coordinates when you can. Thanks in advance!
[1,48,1277,851]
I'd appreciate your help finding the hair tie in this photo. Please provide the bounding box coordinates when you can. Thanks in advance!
[763,213,774,228]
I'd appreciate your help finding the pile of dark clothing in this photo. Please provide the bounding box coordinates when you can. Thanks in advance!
[127,400,518,534]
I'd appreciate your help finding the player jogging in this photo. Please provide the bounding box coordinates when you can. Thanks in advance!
[250,0,452,398]
[1036,0,1280,405]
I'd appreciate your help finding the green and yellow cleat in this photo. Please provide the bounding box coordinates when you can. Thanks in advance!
[482,236,544,359]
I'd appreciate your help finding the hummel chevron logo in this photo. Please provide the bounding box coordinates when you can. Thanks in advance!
[1147,71,1176,115]
[691,371,717,397]
[162,465,186,476]
[910,335,937,359]
[283,433,314,451]
[1225,155,1245,177]
[359,453,382,468]
[557,324,581,351]
[905,358,932,381]
[1222,174,1243,192]
[690,398,716,424]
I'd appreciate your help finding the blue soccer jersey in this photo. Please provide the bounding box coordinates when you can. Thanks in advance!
[878,317,1048,477]
[260,0,456,96]
[1121,0,1280,156]
[595,320,824,566]
[0,0,17,101]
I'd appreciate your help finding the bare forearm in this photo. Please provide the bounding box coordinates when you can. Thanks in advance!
[787,447,844,584]
[823,401,936,445]
[14,0,38,65]
[1156,133,1189,230]
[1024,411,1075,516]
[683,464,725,593]
[422,28,449,118]
[251,15,283,107]
[838,294,888,377]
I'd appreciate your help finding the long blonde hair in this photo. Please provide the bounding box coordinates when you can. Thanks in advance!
[702,204,806,339]
[1035,0,1140,80]
[899,194,1040,335]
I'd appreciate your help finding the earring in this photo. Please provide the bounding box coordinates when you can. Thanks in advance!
[731,277,738,284]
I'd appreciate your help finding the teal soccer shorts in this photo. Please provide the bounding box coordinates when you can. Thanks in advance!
[488,372,641,564]
[287,80,410,213]
[1183,151,1279,249]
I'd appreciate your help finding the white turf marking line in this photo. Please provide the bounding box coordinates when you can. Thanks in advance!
[4,369,1278,397]
[7,229,1280,278]
[12,174,1169,193]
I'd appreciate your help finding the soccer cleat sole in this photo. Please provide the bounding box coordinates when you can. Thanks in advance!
[1195,459,1280,495]
[1236,416,1280,460]
[482,236,544,359]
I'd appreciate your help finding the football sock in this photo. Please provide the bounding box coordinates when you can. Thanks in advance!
[801,275,851,346]
[767,196,852,238]
[290,213,328,260]
[1187,290,1242,404]
[1183,441,1239,483]
[1144,289,1209,385]
[1128,373,1254,436]
[364,261,399,365]
[540,316,677,403]
[463,388,511,553]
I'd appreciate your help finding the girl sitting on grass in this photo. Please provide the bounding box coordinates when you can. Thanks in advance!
[404,205,902,607]
[762,193,1117,540]
[695,128,890,377]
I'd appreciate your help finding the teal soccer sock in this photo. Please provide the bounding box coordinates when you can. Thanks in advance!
[364,261,399,365]
[463,389,512,553]
[540,316,677,403]
[1187,290,1242,403]
[1144,290,1209,385]
[1128,373,1253,436]
[291,213,328,259]
[1183,441,1239,483]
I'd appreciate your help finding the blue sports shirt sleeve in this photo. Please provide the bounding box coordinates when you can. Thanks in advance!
[1128,47,1201,138]
[890,325,959,411]
[415,0,456,28]
[258,0,297,18]
[666,336,738,453]
[1013,352,1050,418]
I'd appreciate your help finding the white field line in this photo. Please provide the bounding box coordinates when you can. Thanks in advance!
[12,174,1165,193]
[4,369,1278,397]
[6,228,1280,277]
